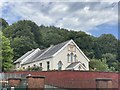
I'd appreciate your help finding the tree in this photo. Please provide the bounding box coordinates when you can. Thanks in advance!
[0,18,9,30]
[102,53,117,66]
[90,58,109,71]
[0,32,13,71]
[96,34,117,55]
[11,36,38,60]
[3,20,41,60]
[93,42,102,59]
[40,25,69,48]
[70,31,95,58]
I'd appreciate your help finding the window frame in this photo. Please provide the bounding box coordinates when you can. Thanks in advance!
[67,53,70,63]
[70,53,73,63]
[58,61,63,70]
[47,61,50,71]
[74,54,77,62]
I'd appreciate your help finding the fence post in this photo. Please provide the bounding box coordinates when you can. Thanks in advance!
[26,75,45,90]
[96,78,112,90]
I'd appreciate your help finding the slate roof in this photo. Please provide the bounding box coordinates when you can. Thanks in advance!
[16,40,71,65]
[66,62,80,69]
[14,49,35,63]
[23,48,47,64]
[36,40,70,60]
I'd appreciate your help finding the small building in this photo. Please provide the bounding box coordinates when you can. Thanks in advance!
[14,40,90,71]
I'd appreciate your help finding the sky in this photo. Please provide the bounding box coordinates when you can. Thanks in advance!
[0,0,119,38]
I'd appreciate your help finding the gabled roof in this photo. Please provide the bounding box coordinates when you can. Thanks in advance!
[14,49,35,63]
[22,49,45,64]
[52,39,90,62]
[66,62,80,69]
[36,40,70,60]
[23,48,47,64]
[14,39,90,65]
[66,61,86,70]
[19,40,71,65]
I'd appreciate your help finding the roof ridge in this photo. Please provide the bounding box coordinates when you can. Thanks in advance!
[33,46,53,61]
[14,50,34,63]
[18,39,73,65]
[52,39,72,47]
[21,48,40,64]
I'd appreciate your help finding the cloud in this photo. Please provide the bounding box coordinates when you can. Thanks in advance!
[0,1,118,33]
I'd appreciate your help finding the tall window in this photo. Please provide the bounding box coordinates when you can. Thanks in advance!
[33,64,36,67]
[28,66,30,70]
[47,61,50,71]
[23,67,25,69]
[40,63,42,68]
[74,54,77,62]
[70,53,73,62]
[67,54,70,62]
[28,66,30,68]
[58,61,63,70]
[39,63,43,71]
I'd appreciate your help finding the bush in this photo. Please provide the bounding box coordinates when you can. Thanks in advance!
[27,66,42,71]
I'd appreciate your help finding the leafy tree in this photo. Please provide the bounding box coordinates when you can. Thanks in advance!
[96,34,117,55]
[102,53,117,66]
[102,53,119,71]
[109,62,118,71]
[70,31,95,58]
[40,25,69,48]
[92,37,102,59]
[117,40,120,62]
[0,32,13,71]
[90,58,109,71]
[3,20,41,41]
[11,36,38,60]
[118,62,120,71]
[0,18,9,30]
[3,20,41,60]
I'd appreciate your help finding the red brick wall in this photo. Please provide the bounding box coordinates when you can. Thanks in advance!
[27,76,45,90]
[5,71,119,89]
[8,78,21,87]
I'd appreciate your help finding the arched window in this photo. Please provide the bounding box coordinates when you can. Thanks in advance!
[58,61,63,70]
[70,53,73,62]
[67,54,70,62]
[74,54,77,62]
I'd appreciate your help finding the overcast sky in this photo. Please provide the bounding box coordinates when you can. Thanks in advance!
[0,0,119,38]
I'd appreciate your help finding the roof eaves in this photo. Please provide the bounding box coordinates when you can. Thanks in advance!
[72,40,90,62]
[52,40,72,57]
[22,56,53,65]
[14,49,35,64]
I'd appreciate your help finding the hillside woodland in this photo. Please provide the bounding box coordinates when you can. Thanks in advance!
[0,18,119,72]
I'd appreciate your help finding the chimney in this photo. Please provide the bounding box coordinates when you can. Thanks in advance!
[50,45,53,47]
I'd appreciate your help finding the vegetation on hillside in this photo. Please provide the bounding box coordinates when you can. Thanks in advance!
[0,18,119,72]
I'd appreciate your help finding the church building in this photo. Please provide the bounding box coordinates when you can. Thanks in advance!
[14,40,90,71]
